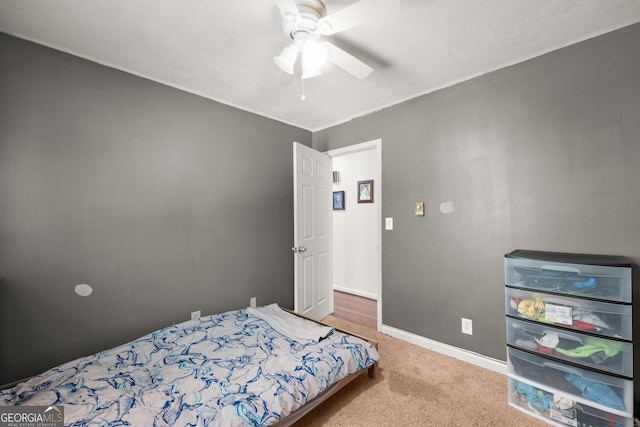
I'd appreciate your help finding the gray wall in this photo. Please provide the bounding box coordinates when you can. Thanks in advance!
[313,24,640,361]
[0,33,311,384]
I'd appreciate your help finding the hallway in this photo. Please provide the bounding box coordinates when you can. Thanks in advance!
[332,290,377,328]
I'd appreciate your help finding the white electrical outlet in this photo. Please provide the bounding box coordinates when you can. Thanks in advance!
[461,318,473,335]
[191,310,201,320]
[250,297,256,308]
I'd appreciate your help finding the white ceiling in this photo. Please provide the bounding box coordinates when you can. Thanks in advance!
[2,0,640,131]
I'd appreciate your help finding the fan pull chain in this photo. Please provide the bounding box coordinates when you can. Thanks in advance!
[301,78,306,101]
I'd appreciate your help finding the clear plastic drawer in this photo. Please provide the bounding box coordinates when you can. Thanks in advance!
[504,251,631,303]
[508,377,633,427]
[508,347,633,414]
[506,317,632,379]
[506,287,632,340]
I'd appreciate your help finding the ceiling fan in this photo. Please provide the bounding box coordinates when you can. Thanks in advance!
[273,0,398,80]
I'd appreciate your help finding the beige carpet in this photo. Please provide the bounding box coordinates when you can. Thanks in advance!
[294,315,547,426]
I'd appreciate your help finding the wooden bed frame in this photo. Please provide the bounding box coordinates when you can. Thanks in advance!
[278,309,379,426]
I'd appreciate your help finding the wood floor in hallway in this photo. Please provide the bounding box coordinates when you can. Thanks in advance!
[332,290,377,329]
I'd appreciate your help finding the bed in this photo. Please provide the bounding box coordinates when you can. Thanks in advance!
[0,303,379,426]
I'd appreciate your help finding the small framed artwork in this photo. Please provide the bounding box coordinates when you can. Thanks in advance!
[357,180,374,203]
[333,191,345,210]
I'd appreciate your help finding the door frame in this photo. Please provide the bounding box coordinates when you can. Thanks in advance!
[327,139,382,330]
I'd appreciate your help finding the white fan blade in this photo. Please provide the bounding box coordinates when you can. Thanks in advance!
[322,42,373,79]
[273,0,300,20]
[317,0,401,35]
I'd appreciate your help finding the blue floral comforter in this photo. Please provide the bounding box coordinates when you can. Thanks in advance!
[0,308,379,426]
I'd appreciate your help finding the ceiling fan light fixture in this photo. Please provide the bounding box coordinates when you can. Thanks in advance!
[302,40,328,70]
[273,44,298,75]
[301,62,322,79]
[273,0,384,81]
[300,40,327,78]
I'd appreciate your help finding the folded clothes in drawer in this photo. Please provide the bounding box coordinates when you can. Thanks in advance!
[505,252,631,303]
[506,287,632,340]
[506,318,633,379]
[508,377,633,427]
[507,347,633,414]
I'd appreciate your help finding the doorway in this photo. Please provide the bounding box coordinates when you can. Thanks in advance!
[327,139,381,330]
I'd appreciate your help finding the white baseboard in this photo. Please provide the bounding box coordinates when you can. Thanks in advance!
[380,324,507,375]
[333,286,378,301]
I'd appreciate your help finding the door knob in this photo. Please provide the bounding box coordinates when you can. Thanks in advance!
[291,246,307,253]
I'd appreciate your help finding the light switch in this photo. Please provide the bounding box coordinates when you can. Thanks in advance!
[415,202,424,216]
[385,217,393,230]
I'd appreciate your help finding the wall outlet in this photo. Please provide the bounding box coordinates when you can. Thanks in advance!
[461,318,473,335]
[191,310,201,320]
[250,297,256,308]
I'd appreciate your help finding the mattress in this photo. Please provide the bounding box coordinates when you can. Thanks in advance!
[0,306,379,426]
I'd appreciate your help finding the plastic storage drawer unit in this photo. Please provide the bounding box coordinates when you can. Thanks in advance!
[508,377,633,427]
[505,287,632,340]
[505,250,631,303]
[506,317,633,379]
[507,347,633,415]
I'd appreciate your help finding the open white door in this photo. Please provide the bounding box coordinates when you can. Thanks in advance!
[293,142,333,321]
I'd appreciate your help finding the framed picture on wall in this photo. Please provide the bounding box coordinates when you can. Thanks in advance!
[357,180,374,203]
[333,191,345,210]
